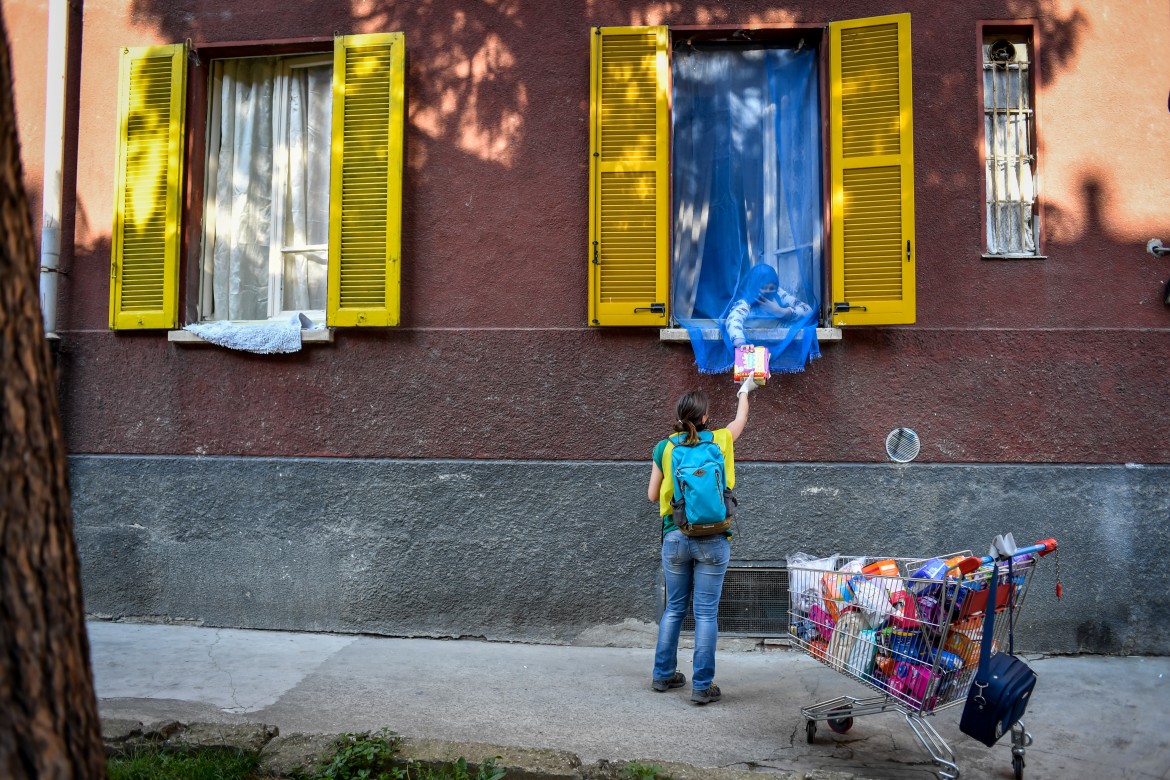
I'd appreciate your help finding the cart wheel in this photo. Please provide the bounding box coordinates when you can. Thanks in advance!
[827,717,854,734]
[806,720,817,744]
[1012,753,1024,780]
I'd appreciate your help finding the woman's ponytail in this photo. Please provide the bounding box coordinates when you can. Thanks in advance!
[673,391,709,444]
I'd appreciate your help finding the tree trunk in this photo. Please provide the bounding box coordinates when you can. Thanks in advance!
[0,7,107,779]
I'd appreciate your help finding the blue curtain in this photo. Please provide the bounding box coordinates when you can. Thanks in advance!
[672,46,823,375]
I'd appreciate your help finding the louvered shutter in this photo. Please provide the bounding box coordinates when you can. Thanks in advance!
[829,14,916,327]
[109,44,186,330]
[327,33,405,327]
[588,26,670,327]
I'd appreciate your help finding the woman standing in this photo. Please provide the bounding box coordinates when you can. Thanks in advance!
[647,379,757,704]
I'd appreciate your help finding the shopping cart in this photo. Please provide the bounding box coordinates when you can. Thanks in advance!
[787,537,1059,780]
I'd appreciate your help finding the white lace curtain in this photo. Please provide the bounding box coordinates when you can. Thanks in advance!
[201,57,332,321]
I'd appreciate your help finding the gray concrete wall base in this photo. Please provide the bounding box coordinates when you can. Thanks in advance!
[70,455,1170,655]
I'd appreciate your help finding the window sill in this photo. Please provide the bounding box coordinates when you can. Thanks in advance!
[660,326,842,342]
[981,253,1047,261]
[167,328,335,345]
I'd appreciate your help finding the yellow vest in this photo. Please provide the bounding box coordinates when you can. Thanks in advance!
[658,428,736,519]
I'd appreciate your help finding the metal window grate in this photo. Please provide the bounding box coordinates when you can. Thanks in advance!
[663,563,790,638]
[983,36,1037,256]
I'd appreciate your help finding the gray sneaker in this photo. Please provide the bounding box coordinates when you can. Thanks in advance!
[691,682,722,705]
[651,670,686,692]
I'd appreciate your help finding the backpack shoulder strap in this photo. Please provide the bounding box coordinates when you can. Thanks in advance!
[661,437,677,480]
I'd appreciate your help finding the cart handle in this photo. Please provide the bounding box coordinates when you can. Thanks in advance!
[948,538,1058,575]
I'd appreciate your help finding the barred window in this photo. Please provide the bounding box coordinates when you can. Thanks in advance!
[983,34,1038,257]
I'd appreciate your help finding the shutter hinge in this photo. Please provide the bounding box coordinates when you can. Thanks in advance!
[592,241,599,265]
[635,303,666,315]
[833,302,868,313]
[907,239,912,263]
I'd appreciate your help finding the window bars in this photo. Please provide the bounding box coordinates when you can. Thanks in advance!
[983,38,1037,257]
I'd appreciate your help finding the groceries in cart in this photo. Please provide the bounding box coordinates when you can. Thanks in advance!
[787,546,1044,708]
[787,537,1059,780]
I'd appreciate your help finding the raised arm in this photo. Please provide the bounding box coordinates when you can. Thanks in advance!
[725,378,757,441]
[725,299,750,347]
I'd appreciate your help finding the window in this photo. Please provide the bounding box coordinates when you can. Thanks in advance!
[200,55,333,323]
[109,34,406,331]
[587,16,916,331]
[980,29,1040,258]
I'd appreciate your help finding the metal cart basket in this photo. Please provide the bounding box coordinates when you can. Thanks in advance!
[787,539,1057,780]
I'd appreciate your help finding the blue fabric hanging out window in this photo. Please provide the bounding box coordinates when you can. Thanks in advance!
[672,44,823,375]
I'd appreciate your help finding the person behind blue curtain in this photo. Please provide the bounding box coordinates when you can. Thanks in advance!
[672,43,823,375]
[724,263,813,348]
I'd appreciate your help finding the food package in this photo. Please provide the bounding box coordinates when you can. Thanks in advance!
[944,629,981,667]
[733,344,771,384]
[863,559,899,578]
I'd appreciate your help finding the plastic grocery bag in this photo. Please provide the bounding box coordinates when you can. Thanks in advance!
[787,553,839,614]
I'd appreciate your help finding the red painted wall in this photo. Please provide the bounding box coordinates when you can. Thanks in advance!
[7,0,1170,463]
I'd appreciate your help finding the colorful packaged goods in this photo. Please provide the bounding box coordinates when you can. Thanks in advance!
[843,573,899,628]
[888,589,920,629]
[909,557,948,594]
[846,628,879,680]
[886,627,925,661]
[808,604,835,642]
[944,628,980,666]
[733,344,771,385]
[887,661,939,706]
[862,559,899,578]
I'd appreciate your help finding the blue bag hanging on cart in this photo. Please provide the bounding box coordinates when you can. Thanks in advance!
[959,557,1037,747]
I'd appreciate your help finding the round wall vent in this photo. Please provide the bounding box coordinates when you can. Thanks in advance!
[885,428,921,463]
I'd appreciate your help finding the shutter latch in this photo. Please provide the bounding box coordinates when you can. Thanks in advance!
[635,303,666,315]
[833,302,868,313]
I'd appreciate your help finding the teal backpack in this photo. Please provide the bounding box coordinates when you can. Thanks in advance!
[666,432,736,537]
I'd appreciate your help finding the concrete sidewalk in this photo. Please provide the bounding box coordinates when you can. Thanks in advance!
[89,621,1169,780]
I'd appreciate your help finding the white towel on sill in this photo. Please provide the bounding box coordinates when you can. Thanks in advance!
[184,313,313,354]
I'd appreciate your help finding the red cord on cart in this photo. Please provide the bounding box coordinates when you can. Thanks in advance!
[1054,545,1063,598]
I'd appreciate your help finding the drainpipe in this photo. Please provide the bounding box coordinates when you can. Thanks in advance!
[40,0,69,361]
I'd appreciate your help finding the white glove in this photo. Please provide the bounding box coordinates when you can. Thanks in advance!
[738,377,759,396]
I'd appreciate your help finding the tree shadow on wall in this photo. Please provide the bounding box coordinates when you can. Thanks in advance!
[128,0,530,169]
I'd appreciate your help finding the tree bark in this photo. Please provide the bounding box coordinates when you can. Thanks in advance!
[0,7,107,779]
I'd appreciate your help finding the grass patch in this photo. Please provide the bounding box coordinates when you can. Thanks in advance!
[108,748,263,780]
[619,763,672,780]
[302,729,505,780]
[106,729,505,780]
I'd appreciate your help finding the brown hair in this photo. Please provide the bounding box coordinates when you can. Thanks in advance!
[672,390,709,444]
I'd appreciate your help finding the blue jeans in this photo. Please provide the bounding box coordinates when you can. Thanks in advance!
[653,529,730,691]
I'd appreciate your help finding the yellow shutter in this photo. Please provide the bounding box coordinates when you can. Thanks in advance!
[327,33,405,327]
[109,44,186,330]
[829,14,916,327]
[588,26,670,327]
